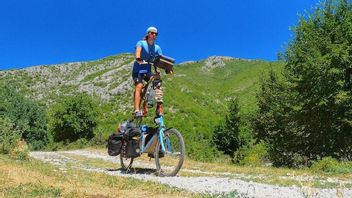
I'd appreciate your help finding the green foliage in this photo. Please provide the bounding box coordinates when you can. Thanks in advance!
[310,157,352,173]
[0,117,20,154]
[212,98,241,156]
[285,0,352,161]
[310,157,339,173]
[236,141,269,167]
[148,60,283,161]
[4,183,61,198]
[82,67,116,82]
[253,0,352,166]
[9,139,29,160]
[0,84,48,150]
[65,138,89,149]
[252,70,299,166]
[209,190,241,198]
[48,93,98,142]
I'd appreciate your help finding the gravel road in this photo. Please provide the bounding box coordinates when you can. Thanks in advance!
[29,150,352,198]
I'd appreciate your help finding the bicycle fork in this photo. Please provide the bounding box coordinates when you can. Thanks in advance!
[157,116,167,154]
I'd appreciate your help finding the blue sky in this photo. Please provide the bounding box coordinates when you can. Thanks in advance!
[0,0,320,70]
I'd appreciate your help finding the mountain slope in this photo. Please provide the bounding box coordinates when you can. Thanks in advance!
[0,54,284,160]
[0,54,134,103]
[162,57,283,159]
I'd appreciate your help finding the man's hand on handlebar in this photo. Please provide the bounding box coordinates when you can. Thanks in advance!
[136,58,144,64]
[137,58,152,65]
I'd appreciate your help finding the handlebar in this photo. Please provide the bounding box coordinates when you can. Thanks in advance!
[136,55,173,74]
[139,60,154,65]
[137,57,160,74]
[136,55,161,65]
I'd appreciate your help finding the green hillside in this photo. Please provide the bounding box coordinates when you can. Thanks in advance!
[0,54,284,160]
[162,58,283,159]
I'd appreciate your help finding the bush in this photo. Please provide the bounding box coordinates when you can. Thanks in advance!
[65,138,89,150]
[311,157,340,173]
[0,117,20,154]
[49,93,98,142]
[9,139,29,160]
[0,84,49,150]
[310,157,352,173]
[235,141,269,167]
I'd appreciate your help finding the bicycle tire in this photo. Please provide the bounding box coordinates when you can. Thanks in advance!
[155,128,185,176]
[120,154,134,170]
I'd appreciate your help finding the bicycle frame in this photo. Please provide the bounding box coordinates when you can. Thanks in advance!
[133,59,168,155]
[138,115,167,154]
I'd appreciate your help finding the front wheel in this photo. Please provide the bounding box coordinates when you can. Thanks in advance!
[155,128,185,176]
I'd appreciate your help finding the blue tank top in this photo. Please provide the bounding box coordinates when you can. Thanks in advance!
[133,40,162,73]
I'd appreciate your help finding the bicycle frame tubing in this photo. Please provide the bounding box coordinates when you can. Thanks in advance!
[139,115,167,154]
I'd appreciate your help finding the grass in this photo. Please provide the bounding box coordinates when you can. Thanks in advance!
[156,59,285,160]
[175,154,352,188]
[82,67,119,83]
[0,154,201,198]
[3,183,61,198]
[56,148,352,189]
[1,146,351,197]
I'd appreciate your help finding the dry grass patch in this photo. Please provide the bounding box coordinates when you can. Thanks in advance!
[55,148,352,188]
[0,154,200,198]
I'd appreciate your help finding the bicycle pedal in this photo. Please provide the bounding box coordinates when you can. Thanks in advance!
[134,111,143,118]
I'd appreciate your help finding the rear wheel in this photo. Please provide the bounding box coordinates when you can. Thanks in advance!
[120,154,134,170]
[155,128,185,176]
[120,140,134,170]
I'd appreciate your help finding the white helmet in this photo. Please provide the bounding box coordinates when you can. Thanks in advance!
[146,26,158,33]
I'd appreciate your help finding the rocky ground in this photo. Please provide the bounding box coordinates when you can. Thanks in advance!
[30,150,352,198]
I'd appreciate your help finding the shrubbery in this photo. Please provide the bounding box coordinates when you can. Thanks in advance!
[0,117,20,154]
[9,139,29,160]
[48,93,98,142]
[311,157,352,174]
[235,141,269,167]
[0,84,49,150]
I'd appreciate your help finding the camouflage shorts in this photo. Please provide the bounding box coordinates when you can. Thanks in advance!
[154,87,163,103]
[152,78,163,103]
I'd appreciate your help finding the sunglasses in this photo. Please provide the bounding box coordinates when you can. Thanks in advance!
[149,32,158,36]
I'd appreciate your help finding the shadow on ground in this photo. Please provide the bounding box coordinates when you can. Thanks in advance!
[106,167,157,175]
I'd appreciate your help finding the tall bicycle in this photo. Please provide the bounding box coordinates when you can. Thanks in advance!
[119,57,185,176]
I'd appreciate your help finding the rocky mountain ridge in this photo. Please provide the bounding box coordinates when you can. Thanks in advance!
[0,54,134,102]
[0,54,251,104]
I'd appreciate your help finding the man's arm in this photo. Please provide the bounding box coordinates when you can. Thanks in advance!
[135,46,142,64]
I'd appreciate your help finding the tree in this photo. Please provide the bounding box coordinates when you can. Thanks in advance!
[253,0,352,166]
[285,0,352,161]
[49,93,98,142]
[252,71,300,166]
[212,98,241,156]
[0,84,49,150]
[0,117,20,154]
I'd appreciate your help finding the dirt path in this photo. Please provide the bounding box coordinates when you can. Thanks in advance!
[29,150,352,198]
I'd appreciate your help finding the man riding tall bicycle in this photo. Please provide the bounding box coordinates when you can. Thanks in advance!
[108,26,184,176]
[132,26,164,118]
